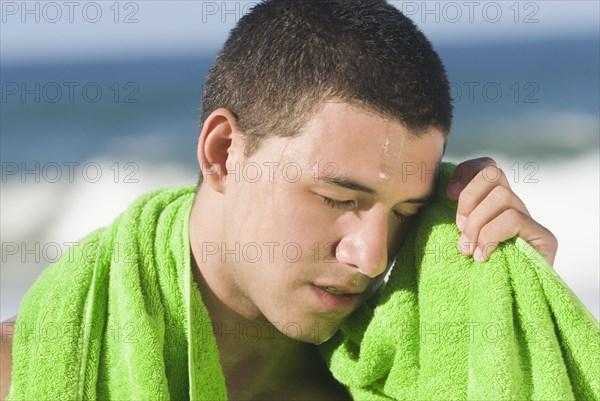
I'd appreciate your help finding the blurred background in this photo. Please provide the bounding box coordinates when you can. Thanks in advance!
[1,1,599,320]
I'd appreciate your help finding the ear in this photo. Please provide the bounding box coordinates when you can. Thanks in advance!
[197,108,243,193]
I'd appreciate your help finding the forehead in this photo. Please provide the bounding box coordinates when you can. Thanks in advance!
[285,101,445,196]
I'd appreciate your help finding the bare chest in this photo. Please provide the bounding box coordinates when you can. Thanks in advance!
[227,373,352,401]
[224,351,351,401]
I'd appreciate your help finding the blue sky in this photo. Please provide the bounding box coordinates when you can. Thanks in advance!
[1,1,598,63]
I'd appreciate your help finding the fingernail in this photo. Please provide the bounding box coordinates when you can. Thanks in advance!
[456,214,466,231]
[474,247,484,263]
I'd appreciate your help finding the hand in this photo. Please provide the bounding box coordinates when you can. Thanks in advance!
[446,157,558,267]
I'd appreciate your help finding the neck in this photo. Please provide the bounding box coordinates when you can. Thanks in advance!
[188,188,322,398]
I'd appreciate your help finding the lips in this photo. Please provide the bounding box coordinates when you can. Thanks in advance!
[313,281,367,296]
[310,284,359,313]
[321,286,348,296]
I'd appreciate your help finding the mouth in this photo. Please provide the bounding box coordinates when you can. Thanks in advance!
[310,284,360,313]
[320,286,355,296]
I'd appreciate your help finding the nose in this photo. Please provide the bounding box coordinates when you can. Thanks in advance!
[335,209,390,278]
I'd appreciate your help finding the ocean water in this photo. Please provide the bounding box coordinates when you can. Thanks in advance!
[1,38,599,320]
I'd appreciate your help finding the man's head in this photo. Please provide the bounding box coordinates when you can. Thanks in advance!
[196,101,445,343]
[192,0,452,344]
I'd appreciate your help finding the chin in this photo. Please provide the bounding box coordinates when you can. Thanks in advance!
[274,317,342,344]
[310,331,339,345]
[291,330,339,345]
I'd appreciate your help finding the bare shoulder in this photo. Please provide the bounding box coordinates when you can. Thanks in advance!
[0,315,17,401]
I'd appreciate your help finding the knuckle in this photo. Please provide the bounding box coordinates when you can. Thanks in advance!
[481,164,505,183]
[504,207,523,222]
[490,184,512,201]
[457,188,476,206]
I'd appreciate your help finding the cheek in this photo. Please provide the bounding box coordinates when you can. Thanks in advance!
[263,190,331,253]
[225,181,278,241]
[224,184,333,294]
[290,192,338,234]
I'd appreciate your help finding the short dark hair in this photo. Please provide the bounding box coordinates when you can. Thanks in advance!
[198,0,452,182]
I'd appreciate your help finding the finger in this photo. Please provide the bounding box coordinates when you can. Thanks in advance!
[447,157,497,200]
[517,222,559,268]
[455,165,518,230]
[458,185,530,247]
[469,209,558,267]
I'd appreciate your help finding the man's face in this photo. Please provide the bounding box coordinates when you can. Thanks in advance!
[219,101,445,344]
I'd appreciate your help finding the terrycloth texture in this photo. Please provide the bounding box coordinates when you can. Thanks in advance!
[319,161,600,400]
[8,163,600,401]
[7,186,227,400]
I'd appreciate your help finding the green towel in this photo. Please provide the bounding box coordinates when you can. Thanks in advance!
[8,162,600,400]
[318,161,600,400]
[7,186,227,400]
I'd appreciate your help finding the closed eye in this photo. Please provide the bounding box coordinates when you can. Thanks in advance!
[392,210,410,223]
[321,196,354,210]
[320,196,409,223]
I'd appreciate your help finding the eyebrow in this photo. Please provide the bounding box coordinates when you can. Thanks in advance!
[318,172,436,205]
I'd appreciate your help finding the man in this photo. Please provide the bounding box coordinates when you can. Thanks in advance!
[0,0,558,399]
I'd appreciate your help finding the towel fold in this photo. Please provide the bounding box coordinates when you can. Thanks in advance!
[8,162,600,400]
[318,161,600,400]
[7,186,227,400]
